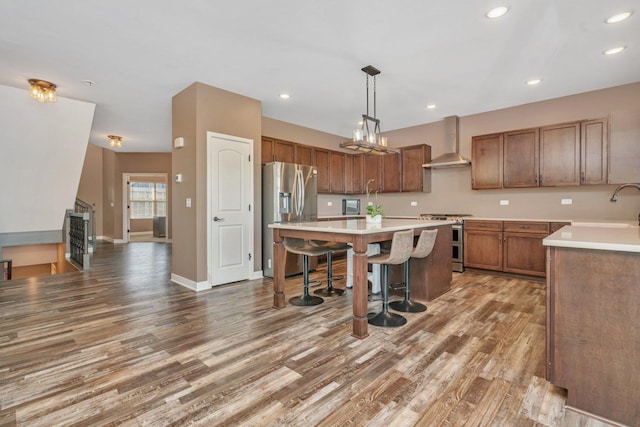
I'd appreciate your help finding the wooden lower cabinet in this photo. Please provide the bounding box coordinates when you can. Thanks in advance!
[547,246,640,426]
[464,220,552,277]
[463,221,503,271]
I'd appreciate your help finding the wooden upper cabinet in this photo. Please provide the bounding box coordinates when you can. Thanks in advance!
[381,152,401,193]
[609,110,640,184]
[540,122,580,187]
[262,137,295,164]
[345,154,364,194]
[329,151,345,194]
[313,148,330,193]
[401,144,431,192]
[273,139,295,163]
[503,128,539,188]
[261,137,275,164]
[581,118,608,185]
[294,144,313,166]
[363,155,382,193]
[471,133,503,189]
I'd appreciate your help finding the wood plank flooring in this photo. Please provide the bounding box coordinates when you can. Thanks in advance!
[0,242,612,426]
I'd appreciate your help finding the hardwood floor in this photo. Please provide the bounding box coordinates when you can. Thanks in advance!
[0,242,611,426]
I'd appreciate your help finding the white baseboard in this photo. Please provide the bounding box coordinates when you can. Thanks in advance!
[171,273,210,292]
[250,270,264,280]
[101,236,126,244]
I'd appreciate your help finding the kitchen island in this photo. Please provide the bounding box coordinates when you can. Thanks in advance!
[543,225,640,426]
[269,218,453,339]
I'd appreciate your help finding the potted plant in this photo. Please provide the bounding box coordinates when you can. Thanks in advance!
[366,179,384,224]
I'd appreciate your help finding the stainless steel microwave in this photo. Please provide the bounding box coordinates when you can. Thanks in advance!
[342,199,360,215]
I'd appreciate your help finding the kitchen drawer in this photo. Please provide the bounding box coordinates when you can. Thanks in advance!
[464,220,503,231]
[504,221,549,234]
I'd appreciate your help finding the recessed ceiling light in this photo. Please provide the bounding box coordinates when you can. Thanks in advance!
[604,46,626,55]
[606,11,632,24]
[279,93,290,99]
[526,79,542,86]
[426,104,437,109]
[486,6,509,19]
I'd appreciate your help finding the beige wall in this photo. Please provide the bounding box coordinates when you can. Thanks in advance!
[76,143,104,236]
[172,82,262,283]
[130,219,153,233]
[100,152,172,241]
[262,117,348,151]
[2,243,57,267]
[102,149,116,238]
[273,83,640,221]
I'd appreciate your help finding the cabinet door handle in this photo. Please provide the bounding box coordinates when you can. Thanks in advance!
[478,224,486,228]
[521,225,531,229]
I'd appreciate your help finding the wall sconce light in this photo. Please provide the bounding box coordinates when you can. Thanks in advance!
[108,135,123,148]
[28,79,57,103]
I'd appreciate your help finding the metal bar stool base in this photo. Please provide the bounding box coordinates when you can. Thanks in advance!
[389,299,427,313]
[289,295,324,306]
[367,311,407,327]
[314,287,345,297]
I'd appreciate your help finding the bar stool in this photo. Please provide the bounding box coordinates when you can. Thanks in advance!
[389,229,437,313]
[309,240,350,297]
[283,237,330,306]
[367,229,415,327]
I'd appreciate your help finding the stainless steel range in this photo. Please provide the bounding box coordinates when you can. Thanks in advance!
[420,214,471,272]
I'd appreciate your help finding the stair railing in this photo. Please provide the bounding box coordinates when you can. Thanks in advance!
[74,198,96,252]
[1,259,11,281]
[66,211,90,269]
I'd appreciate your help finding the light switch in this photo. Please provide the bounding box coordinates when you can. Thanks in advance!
[327,201,333,206]
[186,198,191,208]
[175,173,183,183]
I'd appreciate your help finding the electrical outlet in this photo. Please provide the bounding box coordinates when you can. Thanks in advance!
[500,200,509,206]
[368,201,373,206]
[561,198,573,205]
[327,201,332,206]
[186,198,192,207]
[410,201,417,206]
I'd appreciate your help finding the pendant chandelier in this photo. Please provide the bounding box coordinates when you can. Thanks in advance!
[340,65,398,155]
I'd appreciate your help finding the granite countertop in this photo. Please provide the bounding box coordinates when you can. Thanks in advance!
[269,218,455,235]
[543,225,640,253]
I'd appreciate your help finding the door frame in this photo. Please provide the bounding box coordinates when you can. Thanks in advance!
[206,131,254,286]
[122,172,169,243]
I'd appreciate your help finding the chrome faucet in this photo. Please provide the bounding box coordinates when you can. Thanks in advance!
[609,183,640,225]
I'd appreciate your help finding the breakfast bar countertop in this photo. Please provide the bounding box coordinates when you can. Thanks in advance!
[269,218,456,234]
[543,224,640,253]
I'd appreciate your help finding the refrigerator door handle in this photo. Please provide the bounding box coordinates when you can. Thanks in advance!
[291,169,299,216]
[296,169,305,215]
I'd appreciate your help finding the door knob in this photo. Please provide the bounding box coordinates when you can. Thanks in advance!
[213,216,224,222]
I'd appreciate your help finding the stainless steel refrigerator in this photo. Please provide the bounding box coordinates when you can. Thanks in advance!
[263,161,318,278]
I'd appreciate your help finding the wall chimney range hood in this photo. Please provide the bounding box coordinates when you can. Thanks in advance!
[422,115,471,168]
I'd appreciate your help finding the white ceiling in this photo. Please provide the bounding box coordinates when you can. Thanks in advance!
[1,1,638,152]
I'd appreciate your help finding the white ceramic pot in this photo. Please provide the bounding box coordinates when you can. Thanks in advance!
[366,214,382,224]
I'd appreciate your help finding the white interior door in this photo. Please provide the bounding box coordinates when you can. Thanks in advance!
[208,132,253,286]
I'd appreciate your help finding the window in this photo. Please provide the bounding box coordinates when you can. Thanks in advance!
[130,181,167,219]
